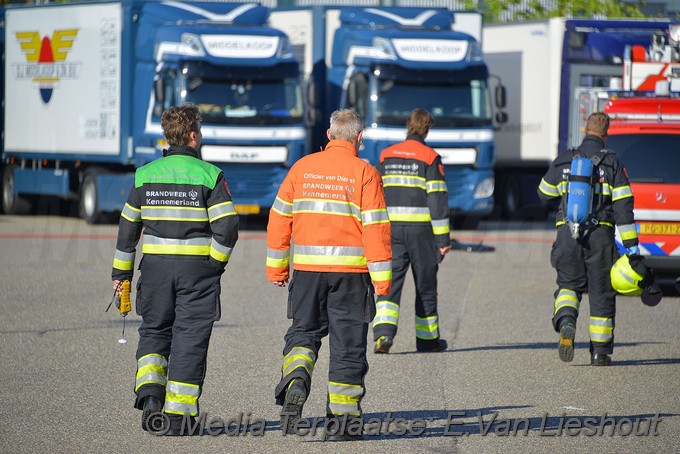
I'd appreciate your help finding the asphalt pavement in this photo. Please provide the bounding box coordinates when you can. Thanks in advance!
[0,214,678,454]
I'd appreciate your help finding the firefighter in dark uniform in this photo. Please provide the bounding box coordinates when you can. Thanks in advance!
[373,108,451,354]
[538,112,638,366]
[111,104,239,434]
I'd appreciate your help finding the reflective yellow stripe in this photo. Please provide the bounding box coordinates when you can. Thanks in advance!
[142,244,210,255]
[432,226,450,235]
[135,354,168,391]
[272,197,293,217]
[383,175,427,189]
[113,258,134,271]
[209,247,230,262]
[327,381,362,416]
[426,180,447,193]
[266,257,289,268]
[209,239,233,263]
[267,248,290,268]
[539,179,560,197]
[141,206,209,222]
[166,391,198,405]
[294,245,366,266]
[389,213,431,222]
[618,223,638,241]
[294,254,366,267]
[612,185,633,201]
[554,289,580,314]
[121,203,142,223]
[208,201,237,222]
[361,209,390,225]
[590,325,613,335]
[282,347,316,377]
[595,183,612,196]
[292,199,361,219]
[415,315,439,339]
[164,381,200,416]
[431,219,450,235]
[369,269,392,282]
[374,301,399,326]
[589,316,614,342]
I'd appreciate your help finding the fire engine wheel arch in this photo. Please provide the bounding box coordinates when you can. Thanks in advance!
[1,165,34,215]
[79,169,106,225]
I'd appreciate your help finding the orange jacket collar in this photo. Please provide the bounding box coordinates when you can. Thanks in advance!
[325,140,358,157]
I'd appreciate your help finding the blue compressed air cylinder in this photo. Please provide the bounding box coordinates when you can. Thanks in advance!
[567,157,593,224]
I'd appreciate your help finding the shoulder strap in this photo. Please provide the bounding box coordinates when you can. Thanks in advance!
[570,147,584,158]
[590,149,613,167]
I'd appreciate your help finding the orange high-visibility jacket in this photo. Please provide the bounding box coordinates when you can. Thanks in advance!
[266,139,392,296]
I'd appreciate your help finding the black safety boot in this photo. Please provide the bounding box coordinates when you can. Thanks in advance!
[558,317,576,363]
[324,416,364,441]
[416,338,448,353]
[164,415,200,436]
[591,353,611,366]
[374,336,393,354]
[141,396,162,432]
[281,379,307,435]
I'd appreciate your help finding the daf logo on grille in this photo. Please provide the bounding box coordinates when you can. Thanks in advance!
[655,192,667,204]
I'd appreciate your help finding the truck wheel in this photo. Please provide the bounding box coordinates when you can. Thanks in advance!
[79,173,104,224]
[452,215,481,231]
[2,166,33,215]
[499,175,521,220]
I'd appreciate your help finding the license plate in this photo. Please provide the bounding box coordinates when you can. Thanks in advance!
[233,204,261,215]
[639,223,680,235]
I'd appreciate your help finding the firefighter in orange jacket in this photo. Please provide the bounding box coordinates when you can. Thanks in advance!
[266,109,392,441]
[373,108,451,354]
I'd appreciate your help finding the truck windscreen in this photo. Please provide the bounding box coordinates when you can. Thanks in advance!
[606,134,680,184]
[181,63,303,125]
[372,66,492,127]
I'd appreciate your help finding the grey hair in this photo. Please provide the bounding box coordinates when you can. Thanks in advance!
[329,109,363,143]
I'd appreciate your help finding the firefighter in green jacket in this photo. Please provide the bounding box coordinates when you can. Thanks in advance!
[111,104,239,435]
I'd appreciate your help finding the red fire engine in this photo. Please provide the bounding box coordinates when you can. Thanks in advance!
[606,24,680,283]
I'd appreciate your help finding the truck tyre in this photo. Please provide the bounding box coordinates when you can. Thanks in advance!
[80,172,104,224]
[452,215,481,231]
[498,174,521,220]
[2,166,33,215]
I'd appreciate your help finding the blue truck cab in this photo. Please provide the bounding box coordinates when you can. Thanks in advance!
[139,2,306,216]
[271,7,501,221]
[1,1,306,222]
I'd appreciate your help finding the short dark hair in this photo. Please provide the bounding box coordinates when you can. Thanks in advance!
[406,108,434,137]
[586,112,610,136]
[161,104,201,146]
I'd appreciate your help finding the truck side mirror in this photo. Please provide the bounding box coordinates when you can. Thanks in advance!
[153,77,165,117]
[348,79,357,108]
[305,82,318,125]
[495,84,507,109]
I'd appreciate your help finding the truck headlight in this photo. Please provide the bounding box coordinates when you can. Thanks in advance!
[474,177,494,199]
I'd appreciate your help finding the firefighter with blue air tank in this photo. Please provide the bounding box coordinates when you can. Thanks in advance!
[538,112,638,366]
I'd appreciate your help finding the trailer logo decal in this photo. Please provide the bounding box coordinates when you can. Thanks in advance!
[14,29,80,104]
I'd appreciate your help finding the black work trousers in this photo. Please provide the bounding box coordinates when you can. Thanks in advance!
[275,271,375,414]
[373,223,440,347]
[134,255,222,410]
[551,224,619,354]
